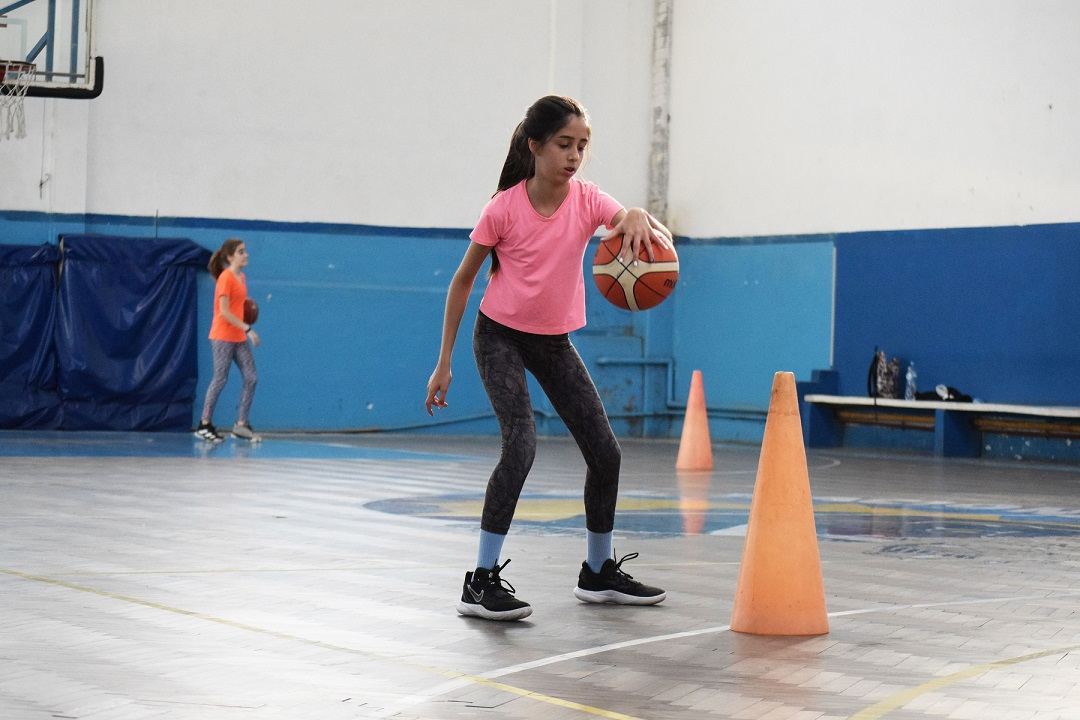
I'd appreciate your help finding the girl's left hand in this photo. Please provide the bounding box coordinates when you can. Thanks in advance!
[607,208,674,265]
[247,329,260,347]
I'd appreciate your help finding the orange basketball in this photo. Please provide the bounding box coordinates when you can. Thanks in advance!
[592,236,679,311]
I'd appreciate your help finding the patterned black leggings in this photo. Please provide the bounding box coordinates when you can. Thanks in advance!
[200,339,257,425]
[473,312,620,535]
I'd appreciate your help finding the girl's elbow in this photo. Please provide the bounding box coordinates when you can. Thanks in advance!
[450,269,478,291]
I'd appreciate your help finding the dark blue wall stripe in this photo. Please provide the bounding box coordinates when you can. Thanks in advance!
[0,210,471,240]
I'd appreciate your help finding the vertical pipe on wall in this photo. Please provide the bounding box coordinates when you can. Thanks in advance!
[69,0,80,81]
[45,0,55,76]
[829,243,837,368]
[648,0,672,224]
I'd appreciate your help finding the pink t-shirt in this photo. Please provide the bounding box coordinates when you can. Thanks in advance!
[470,179,623,334]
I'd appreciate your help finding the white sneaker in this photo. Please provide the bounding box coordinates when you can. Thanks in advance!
[232,423,262,442]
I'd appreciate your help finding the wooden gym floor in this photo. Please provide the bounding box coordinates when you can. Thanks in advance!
[2,432,1079,719]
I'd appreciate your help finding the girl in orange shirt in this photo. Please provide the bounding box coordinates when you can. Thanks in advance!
[196,238,261,442]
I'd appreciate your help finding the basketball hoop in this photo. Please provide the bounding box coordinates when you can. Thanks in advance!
[0,60,35,141]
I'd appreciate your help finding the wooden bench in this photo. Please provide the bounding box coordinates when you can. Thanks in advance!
[802,394,1080,457]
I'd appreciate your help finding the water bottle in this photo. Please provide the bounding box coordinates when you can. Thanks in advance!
[905,362,917,400]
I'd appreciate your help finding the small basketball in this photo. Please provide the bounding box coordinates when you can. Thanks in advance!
[243,298,259,325]
[592,236,679,311]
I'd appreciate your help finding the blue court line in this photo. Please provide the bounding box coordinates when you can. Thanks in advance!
[0,431,475,461]
[365,492,1080,539]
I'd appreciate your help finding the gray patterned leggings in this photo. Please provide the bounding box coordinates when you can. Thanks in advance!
[200,339,257,425]
[473,312,620,535]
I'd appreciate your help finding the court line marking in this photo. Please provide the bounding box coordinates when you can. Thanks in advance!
[0,567,642,720]
[392,493,1080,529]
[458,677,641,720]
[847,643,1080,720]
[385,589,1080,716]
[7,567,1080,720]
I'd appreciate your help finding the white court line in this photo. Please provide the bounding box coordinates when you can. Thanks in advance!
[379,588,1080,717]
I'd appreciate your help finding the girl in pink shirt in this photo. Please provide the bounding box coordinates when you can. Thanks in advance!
[425,96,674,621]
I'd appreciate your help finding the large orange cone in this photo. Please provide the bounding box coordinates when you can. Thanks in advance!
[730,371,828,635]
[675,370,713,471]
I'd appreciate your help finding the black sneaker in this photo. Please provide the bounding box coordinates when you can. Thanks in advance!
[456,559,532,621]
[194,421,225,443]
[574,552,666,605]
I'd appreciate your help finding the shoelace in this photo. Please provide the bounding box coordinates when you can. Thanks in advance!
[487,558,518,596]
[611,551,640,581]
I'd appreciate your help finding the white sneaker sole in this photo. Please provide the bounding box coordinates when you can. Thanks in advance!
[456,601,533,621]
[573,587,667,605]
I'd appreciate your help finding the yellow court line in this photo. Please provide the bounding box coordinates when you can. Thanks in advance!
[1,567,640,720]
[813,503,1003,522]
[465,676,642,720]
[848,643,1080,720]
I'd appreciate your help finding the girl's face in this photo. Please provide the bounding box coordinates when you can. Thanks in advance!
[228,244,249,268]
[529,115,590,184]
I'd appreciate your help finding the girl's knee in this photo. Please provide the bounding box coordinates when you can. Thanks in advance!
[501,418,537,469]
[606,440,622,471]
[593,436,621,474]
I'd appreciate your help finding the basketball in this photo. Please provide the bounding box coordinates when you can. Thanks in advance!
[592,236,679,311]
[243,298,259,325]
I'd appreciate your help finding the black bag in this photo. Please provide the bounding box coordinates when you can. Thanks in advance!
[867,349,901,399]
[916,385,973,403]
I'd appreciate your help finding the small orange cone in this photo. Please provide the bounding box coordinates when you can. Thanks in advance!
[730,371,828,636]
[675,370,713,471]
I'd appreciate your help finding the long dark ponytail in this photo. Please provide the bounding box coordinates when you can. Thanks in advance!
[490,95,588,273]
[496,121,535,193]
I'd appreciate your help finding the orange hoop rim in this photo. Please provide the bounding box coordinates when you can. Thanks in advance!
[0,61,36,84]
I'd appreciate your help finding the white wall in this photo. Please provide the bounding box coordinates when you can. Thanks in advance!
[668,0,1080,237]
[21,0,648,227]
[7,1,1078,239]
[0,98,89,213]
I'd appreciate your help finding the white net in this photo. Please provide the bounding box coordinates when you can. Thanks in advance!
[0,61,35,141]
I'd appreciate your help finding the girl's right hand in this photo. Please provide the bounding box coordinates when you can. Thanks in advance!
[247,329,260,347]
[425,366,451,415]
[609,208,674,265]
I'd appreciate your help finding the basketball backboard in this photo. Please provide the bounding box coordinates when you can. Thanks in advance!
[0,0,102,98]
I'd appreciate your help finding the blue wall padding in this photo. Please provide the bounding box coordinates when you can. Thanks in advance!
[0,243,61,428]
[834,224,1080,405]
[56,235,211,430]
